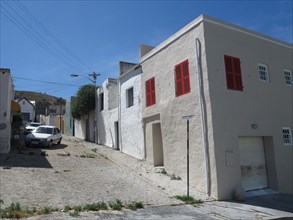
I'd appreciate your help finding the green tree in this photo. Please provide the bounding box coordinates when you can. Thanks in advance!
[71,84,95,120]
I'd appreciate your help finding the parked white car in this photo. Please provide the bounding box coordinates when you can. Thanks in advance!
[25,126,62,148]
[25,122,43,133]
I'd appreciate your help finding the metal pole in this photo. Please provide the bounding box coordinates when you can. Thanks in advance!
[187,119,190,198]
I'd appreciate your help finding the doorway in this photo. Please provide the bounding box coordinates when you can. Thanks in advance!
[152,123,164,166]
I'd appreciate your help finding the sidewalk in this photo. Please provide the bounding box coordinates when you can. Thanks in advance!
[63,135,211,202]
[63,135,293,220]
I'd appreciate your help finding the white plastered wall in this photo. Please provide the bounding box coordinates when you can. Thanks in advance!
[97,79,119,148]
[120,68,145,159]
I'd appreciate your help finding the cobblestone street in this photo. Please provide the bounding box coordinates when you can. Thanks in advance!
[0,137,182,210]
[1,136,292,219]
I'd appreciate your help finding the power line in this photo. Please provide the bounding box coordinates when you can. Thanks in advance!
[15,0,92,71]
[13,76,81,87]
[0,6,80,70]
[1,1,91,72]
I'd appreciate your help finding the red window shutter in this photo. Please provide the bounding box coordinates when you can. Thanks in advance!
[182,60,190,93]
[233,58,243,90]
[146,77,156,107]
[175,59,190,97]
[151,78,156,105]
[175,64,182,96]
[224,55,243,91]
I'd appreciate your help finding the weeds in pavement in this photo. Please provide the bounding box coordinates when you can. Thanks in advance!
[69,209,80,217]
[175,195,203,205]
[170,174,182,180]
[125,201,144,211]
[157,168,182,181]
[83,202,108,211]
[41,151,48,156]
[80,153,96,158]
[109,199,123,211]
[92,148,97,153]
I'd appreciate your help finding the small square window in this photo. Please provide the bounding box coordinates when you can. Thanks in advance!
[126,87,134,108]
[282,127,293,146]
[258,64,270,82]
[284,69,292,86]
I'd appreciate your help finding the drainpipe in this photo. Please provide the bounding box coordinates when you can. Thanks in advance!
[195,37,211,196]
[118,78,122,152]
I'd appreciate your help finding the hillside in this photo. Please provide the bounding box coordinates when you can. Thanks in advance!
[15,91,65,105]
[15,91,66,115]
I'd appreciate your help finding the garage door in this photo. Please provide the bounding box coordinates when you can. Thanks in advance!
[238,137,268,191]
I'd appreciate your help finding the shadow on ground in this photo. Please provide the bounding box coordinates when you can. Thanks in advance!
[0,144,67,169]
[239,193,293,213]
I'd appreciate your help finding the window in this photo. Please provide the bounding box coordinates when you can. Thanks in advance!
[175,59,190,96]
[99,93,104,111]
[284,69,292,86]
[126,87,134,108]
[145,77,156,107]
[282,127,292,145]
[224,55,243,91]
[258,64,270,82]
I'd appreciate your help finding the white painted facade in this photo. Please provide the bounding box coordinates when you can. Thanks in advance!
[119,62,145,159]
[140,14,293,200]
[0,69,14,153]
[74,110,95,142]
[17,97,35,122]
[97,78,119,148]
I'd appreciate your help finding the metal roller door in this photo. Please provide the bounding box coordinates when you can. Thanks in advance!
[239,137,268,191]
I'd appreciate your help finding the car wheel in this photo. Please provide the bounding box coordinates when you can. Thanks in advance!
[48,140,52,148]
[57,138,62,145]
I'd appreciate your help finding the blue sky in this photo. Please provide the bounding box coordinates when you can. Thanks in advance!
[1,0,292,99]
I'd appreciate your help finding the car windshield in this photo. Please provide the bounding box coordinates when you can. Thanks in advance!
[30,123,41,127]
[35,127,53,134]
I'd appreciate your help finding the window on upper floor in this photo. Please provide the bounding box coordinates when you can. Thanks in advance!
[282,127,293,146]
[224,55,243,91]
[126,87,134,108]
[175,59,190,97]
[284,69,292,86]
[258,64,270,82]
[145,77,156,107]
[99,93,104,111]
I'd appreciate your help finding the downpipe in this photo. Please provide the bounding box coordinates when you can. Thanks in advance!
[195,37,211,196]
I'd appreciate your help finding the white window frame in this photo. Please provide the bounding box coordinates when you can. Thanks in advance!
[284,69,292,86]
[126,87,134,108]
[282,127,293,146]
[258,63,270,82]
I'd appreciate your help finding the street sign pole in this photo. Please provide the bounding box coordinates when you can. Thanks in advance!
[182,114,194,198]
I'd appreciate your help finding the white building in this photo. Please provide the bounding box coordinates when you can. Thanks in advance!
[140,14,293,200]
[97,78,119,148]
[17,97,35,122]
[0,68,14,153]
[74,110,95,142]
[118,62,145,159]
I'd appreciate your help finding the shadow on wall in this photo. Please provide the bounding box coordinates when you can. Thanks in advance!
[98,114,106,145]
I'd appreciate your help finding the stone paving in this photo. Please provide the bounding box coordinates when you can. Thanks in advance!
[0,135,292,219]
[0,137,180,210]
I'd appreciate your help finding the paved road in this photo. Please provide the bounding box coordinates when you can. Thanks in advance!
[0,138,181,209]
[1,136,292,219]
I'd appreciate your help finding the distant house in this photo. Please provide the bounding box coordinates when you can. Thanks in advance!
[97,78,119,148]
[17,97,35,123]
[0,68,16,153]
